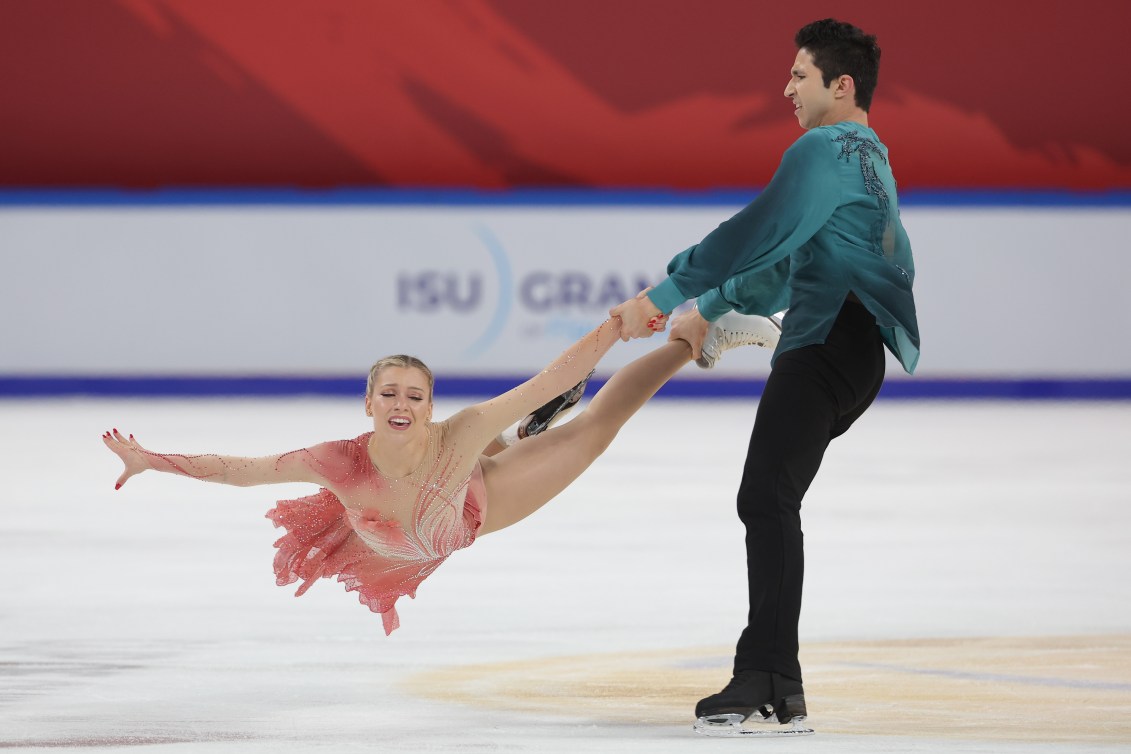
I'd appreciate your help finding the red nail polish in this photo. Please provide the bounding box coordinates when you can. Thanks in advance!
[115,483,121,490]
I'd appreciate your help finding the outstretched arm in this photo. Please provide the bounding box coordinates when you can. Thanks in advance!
[611,130,839,339]
[445,317,623,452]
[102,429,327,491]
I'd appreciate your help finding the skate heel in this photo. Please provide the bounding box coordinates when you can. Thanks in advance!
[781,715,815,736]
[775,692,808,723]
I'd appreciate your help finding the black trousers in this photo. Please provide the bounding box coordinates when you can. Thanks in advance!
[732,299,886,681]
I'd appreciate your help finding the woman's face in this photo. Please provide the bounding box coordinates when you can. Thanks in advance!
[365,366,433,434]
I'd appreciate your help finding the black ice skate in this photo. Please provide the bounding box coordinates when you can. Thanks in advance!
[693,670,814,737]
[516,370,595,439]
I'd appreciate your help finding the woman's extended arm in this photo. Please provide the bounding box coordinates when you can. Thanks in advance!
[445,317,623,451]
[103,429,328,490]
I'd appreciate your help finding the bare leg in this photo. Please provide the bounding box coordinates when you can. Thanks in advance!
[478,339,692,534]
[482,436,508,457]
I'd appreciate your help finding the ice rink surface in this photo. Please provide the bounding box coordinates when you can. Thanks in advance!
[2,397,1129,752]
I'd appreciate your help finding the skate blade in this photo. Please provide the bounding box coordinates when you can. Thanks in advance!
[693,713,815,737]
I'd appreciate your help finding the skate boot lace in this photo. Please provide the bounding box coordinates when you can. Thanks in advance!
[697,314,782,368]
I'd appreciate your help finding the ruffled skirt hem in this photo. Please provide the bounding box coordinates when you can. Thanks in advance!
[265,489,410,635]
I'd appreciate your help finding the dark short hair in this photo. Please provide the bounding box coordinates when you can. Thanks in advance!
[794,19,881,111]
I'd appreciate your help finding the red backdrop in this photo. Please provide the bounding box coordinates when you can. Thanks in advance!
[2,0,1126,189]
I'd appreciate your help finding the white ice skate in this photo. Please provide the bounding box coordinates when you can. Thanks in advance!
[696,311,783,369]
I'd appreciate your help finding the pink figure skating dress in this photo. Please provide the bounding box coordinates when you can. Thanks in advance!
[265,430,486,634]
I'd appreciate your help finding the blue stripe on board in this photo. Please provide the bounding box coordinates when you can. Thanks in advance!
[2,188,1130,208]
[3,376,1130,400]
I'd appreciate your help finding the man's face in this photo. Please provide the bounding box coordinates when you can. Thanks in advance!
[784,48,837,129]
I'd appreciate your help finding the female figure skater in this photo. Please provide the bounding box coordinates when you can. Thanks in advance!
[104,313,776,633]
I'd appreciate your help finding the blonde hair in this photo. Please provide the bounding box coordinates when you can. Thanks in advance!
[366,355,434,400]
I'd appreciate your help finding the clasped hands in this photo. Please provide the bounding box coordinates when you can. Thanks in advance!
[609,289,710,361]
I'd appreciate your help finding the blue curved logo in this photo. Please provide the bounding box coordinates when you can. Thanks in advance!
[463,223,512,358]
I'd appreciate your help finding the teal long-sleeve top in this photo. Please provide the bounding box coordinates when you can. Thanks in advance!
[646,121,920,374]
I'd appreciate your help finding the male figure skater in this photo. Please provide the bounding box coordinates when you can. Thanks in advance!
[612,18,920,736]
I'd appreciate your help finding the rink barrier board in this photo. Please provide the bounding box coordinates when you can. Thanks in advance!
[2,376,1129,400]
[8,189,1128,394]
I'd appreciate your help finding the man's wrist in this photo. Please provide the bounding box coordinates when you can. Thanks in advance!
[646,278,686,314]
[695,293,732,322]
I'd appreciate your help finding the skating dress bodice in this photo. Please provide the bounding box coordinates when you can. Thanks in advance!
[266,430,486,634]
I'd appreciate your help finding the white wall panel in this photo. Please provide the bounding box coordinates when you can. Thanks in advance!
[3,204,1127,378]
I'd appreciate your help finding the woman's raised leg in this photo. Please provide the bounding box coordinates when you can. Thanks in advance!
[478,338,692,534]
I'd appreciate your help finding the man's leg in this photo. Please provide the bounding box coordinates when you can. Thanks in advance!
[737,300,886,679]
[697,300,886,726]
[734,360,837,680]
[692,357,834,730]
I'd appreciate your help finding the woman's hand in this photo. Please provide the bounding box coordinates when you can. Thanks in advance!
[102,429,153,490]
[609,288,665,341]
[667,306,710,361]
